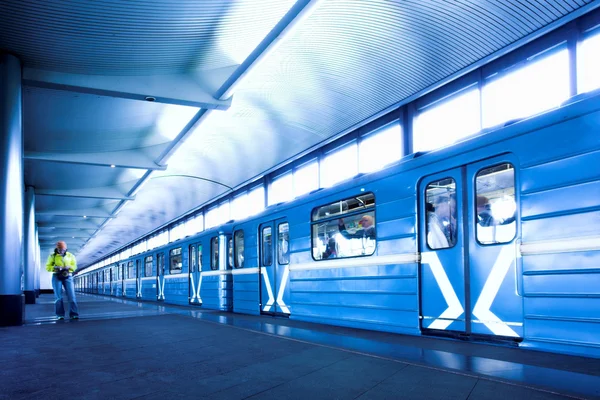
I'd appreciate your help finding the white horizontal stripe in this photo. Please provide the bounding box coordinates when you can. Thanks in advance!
[289,253,419,272]
[521,235,600,255]
[472,320,523,327]
[201,270,233,276]
[141,277,155,281]
[232,267,260,275]
[164,274,185,279]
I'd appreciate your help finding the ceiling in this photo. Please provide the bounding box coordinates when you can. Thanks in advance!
[1,0,597,267]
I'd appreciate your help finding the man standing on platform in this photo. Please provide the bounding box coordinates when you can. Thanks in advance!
[46,241,79,320]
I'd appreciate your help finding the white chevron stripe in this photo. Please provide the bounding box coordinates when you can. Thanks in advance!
[472,246,519,337]
[421,252,464,330]
[275,266,290,314]
[261,268,275,312]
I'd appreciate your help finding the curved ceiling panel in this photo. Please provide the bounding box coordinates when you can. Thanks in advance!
[233,0,594,146]
[0,0,295,75]
[23,86,198,153]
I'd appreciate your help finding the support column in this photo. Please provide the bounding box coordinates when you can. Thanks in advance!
[0,53,24,326]
[35,226,40,297]
[24,186,36,304]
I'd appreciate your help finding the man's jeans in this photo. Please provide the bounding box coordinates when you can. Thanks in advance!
[52,274,79,317]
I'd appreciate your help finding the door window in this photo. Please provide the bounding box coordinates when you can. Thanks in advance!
[211,237,219,270]
[234,231,245,268]
[145,256,153,277]
[262,227,273,266]
[278,223,290,265]
[425,178,457,249]
[189,245,197,273]
[475,163,517,244]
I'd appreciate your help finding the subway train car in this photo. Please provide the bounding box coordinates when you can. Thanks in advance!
[77,89,600,358]
[228,89,600,358]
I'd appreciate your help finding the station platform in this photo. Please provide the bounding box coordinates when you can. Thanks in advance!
[2,294,599,400]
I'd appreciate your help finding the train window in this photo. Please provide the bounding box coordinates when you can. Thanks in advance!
[475,163,517,245]
[157,253,164,276]
[482,47,569,128]
[312,193,375,222]
[578,30,600,93]
[127,261,134,279]
[136,260,140,278]
[228,238,233,269]
[262,227,273,266]
[211,237,219,270]
[425,178,457,250]
[145,256,153,277]
[278,223,290,265]
[170,248,183,274]
[312,194,376,260]
[198,245,203,271]
[189,245,197,273]
[234,230,245,268]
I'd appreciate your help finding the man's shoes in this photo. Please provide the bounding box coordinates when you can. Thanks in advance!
[56,316,64,320]
[70,315,79,320]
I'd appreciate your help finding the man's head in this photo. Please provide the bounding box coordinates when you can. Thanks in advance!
[360,215,374,229]
[56,241,67,254]
[477,195,490,212]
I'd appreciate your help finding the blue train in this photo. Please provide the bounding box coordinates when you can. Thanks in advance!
[76,88,600,359]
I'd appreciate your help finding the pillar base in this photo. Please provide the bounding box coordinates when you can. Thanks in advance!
[24,290,36,304]
[0,294,24,326]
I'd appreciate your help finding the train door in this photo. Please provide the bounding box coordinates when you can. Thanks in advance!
[121,263,126,296]
[188,243,202,305]
[259,219,291,315]
[419,156,522,339]
[156,252,165,301]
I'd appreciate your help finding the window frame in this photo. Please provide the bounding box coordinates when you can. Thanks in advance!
[474,163,517,246]
[144,255,153,277]
[234,230,245,269]
[425,177,458,251]
[169,247,183,274]
[310,192,377,261]
[210,237,219,270]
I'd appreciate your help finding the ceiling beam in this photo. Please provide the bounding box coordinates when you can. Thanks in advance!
[35,207,114,219]
[25,148,167,170]
[36,186,135,201]
[37,220,104,229]
[23,68,232,110]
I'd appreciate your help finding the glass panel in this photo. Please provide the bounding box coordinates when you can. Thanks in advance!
[234,230,245,268]
[145,256,153,277]
[248,186,265,217]
[262,226,273,266]
[128,261,134,279]
[321,142,358,188]
[475,163,517,244]
[169,248,182,274]
[211,237,219,270]
[312,193,375,222]
[278,223,290,265]
[205,207,219,229]
[228,238,233,269]
[231,193,249,221]
[157,253,164,276]
[294,160,319,198]
[189,245,197,273]
[426,178,457,249]
[414,88,481,152]
[269,172,294,205]
[482,48,570,128]
[136,260,140,278]
[312,211,376,260]
[359,123,402,173]
[578,31,600,93]
[198,245,203,271]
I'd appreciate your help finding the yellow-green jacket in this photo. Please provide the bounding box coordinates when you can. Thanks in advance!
[46,252,77,273]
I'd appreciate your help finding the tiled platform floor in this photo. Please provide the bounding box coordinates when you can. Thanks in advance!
[1,294,598,400]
